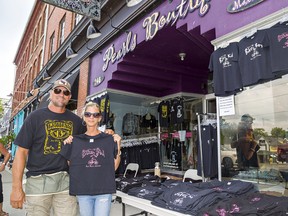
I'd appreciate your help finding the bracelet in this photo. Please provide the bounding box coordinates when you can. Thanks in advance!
[250,148,255,152]
[118,151,122,156]
[2,162,6,166]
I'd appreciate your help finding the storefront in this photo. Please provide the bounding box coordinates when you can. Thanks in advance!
[88,0,288,186]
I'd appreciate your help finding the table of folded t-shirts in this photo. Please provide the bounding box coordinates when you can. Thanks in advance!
[115,174,288,216]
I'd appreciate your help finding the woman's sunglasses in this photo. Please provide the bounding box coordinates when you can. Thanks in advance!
[84,112,102,118]
[53,88,70,96]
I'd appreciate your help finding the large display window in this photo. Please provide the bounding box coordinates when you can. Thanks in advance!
[220,74,288,184]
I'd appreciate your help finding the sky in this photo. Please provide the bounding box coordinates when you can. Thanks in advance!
[0,1,35,99]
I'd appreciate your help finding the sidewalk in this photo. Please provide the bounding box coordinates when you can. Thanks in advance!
[1,169,25,216]
[1,168,148,216]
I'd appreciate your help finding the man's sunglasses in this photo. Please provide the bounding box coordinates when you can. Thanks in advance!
[53,88,70,96]
[84,112,102,118]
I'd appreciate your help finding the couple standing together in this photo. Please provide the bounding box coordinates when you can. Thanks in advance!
[10,79,121,216]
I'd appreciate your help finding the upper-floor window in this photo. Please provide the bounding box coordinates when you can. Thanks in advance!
[33,29,37,49]
[38,50,43,73]
[49,32,55,58]
[41,10,46,36]
[75,13,83,26]
[29,39,32,59]
[59,15,66,45]
[33,59,38,82]
[38,18,42,41]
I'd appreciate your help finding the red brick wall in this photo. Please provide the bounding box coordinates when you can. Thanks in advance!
[43,5,74,65]
[12,2,46,115]
[77,58,90,116]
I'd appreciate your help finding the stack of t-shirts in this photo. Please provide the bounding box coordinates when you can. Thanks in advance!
[127,185,164,201]
[151,182,225,215]
[127,178,181,201]
[116,174,160,193]
[217,180,257,196]
[200,192,288,216]
[151,180,257,215]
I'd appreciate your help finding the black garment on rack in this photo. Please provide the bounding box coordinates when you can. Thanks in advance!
[197,124,218,178]
[90,94,110,126]
[140,113,157,129]
[170,98,184,125]
[158,100,170,127]
[122,113,140,136]
[99,93,110,125]
[117,141,159,174]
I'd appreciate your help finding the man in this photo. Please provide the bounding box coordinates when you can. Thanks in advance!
[231,114,259,170]
[0,142,11,216]
[10,79,86,216]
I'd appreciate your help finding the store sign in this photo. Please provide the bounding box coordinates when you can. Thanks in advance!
[227,0,266,13]
[101,0,211,72]
[218,95,235,116]
[41,0,101,20]
[102,32,137,72]
[143,0,211,41]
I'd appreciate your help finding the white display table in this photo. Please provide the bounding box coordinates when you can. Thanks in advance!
[116,191,187,216]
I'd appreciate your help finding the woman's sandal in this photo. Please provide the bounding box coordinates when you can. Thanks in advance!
[0,211,9,216]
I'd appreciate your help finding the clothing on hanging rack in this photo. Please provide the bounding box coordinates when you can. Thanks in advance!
[121,136,158,148]
[196,113,218,180]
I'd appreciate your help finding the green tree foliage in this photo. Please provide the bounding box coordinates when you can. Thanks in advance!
[0,98,4,118]
[0,132,15,147]
[271,127,286,139]
[220,119,238,145]
[253,128,268,140]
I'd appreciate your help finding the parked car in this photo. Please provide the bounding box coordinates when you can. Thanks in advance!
[221,145,237,168]
[277,144,288,163]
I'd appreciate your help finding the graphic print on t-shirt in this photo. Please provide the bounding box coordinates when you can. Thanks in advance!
[44,120,73,155]
[219,53,233,68]
[82,148,105,167]
[244,43,263,60]
[278,31,288,48]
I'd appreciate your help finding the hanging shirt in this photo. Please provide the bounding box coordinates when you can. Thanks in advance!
[197,124,218,178]
[266,22,288,76]
[158,100,170,127]
[170,98,184,125]
[209,42,243,96]
[100,94,110,125]
[238,30,274,87]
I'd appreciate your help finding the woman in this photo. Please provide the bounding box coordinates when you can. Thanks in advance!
[60,101,121,216]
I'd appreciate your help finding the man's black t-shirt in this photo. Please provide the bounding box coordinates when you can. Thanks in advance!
[14,108,85,178]
[60,133,118,195]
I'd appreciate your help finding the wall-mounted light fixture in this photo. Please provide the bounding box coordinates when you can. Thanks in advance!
[66,44,78,59]
[87,20,101,39]
[7,90,33,98]
[33,80,40,89]
[42,69,52,80]
[126,0,143,7]
[66,19,102,59]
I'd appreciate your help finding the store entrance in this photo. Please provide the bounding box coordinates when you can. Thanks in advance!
[160,97,204,173]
